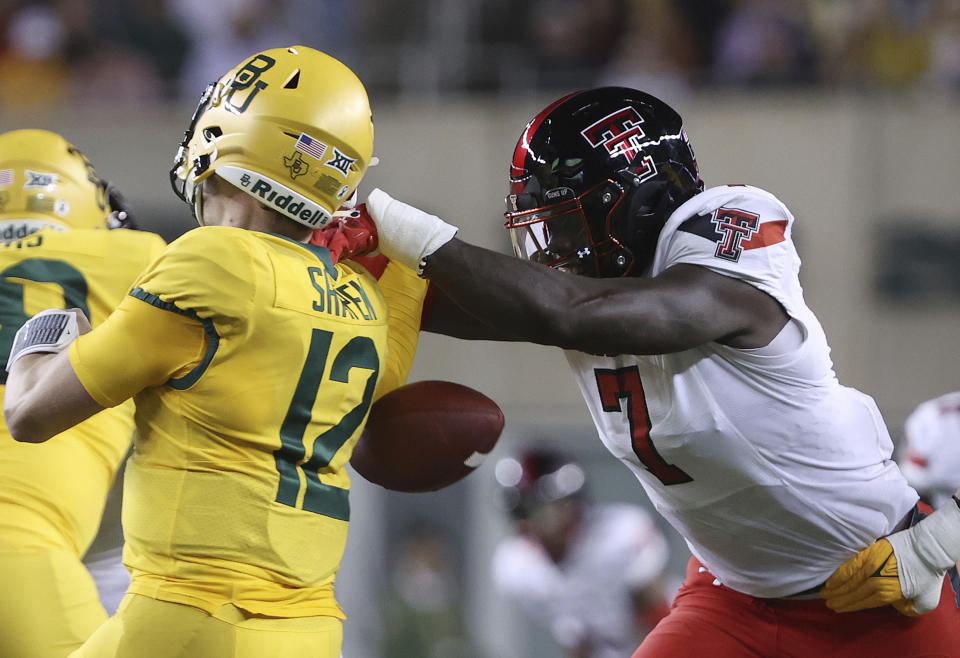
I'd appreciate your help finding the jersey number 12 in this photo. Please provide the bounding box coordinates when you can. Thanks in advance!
[274,328,379,521]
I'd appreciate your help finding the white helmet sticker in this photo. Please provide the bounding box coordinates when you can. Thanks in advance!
[217,165,332,228]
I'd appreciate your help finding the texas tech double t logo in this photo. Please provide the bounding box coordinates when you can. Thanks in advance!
[580,107,658,183]
[711,208,760,262]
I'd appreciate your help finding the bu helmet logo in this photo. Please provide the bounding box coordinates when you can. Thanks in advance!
[224,54,276,114]
[580,107,649,161]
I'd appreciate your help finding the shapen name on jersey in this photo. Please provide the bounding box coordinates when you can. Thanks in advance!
[307,264,378,321]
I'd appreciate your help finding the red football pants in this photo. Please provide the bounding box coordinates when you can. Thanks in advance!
[634,557,960,658]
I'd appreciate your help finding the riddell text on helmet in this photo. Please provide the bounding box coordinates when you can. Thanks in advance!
[245,175,330,226]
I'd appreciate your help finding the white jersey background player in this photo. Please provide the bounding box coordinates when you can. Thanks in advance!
[490,449,673,658]
[345,86,960,656]
[898,391,960,510]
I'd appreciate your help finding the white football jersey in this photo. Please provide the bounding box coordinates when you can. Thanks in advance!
[899,392,960,510]
[492,504,669,658]
[564,185,918,598]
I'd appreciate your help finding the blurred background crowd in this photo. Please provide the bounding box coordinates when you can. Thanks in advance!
[1,0,960,111]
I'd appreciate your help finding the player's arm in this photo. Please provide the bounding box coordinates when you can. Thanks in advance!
[422,285,524,341]
[5,297,208,443]
[366,190,787,354]
[312,209,523,341]
[4,309,104,442]
[370,259,426,400]
[821,494,960,615]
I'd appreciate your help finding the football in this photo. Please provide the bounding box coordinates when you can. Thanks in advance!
[350,380,505,492]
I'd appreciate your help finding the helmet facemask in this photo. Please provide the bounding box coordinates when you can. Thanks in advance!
[506,176,636,277]
[170,81,218,221]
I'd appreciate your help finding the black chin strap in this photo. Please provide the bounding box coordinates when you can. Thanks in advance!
[613,179,671,275]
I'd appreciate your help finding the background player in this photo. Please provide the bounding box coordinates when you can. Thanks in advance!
[491,447,673,658]
[344,86,960,655]
[0,129,165,658]
[4,46,425,658]
[898,391,960,511]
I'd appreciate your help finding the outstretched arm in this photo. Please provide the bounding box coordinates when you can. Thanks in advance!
[311,207,521,341]
[366,189,787,354]
[423,285,523,341]
[424,239,785,353]
[821,495,960,615]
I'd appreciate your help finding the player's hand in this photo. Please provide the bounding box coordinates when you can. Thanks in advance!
[310,206,379,265]
[822,501,960,616]
[820,538,919,615]
[105,182,138,230]
[364,188,457,272]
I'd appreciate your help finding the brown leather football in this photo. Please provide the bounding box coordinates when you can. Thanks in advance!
[350,380,505,492]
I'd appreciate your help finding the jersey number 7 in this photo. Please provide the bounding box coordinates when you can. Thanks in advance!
[595,366,693,485]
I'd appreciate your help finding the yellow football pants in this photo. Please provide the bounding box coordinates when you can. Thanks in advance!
[70,594,343,658]
[0,549,108,658]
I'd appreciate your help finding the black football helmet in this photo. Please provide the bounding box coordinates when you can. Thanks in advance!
[505,87,703,277]
[495,448,587,520]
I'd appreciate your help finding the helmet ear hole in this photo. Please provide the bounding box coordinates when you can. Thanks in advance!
[283,70,301,89]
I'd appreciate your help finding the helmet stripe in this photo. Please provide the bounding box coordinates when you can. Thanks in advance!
[510,90,583,179]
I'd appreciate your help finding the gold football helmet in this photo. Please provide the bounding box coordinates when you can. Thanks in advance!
[0,129,113,238]
[171,45,375,228]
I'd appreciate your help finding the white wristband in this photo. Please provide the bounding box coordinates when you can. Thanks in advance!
[365,188,457,273]
[887,500,960,609]
[6,309,79,372]
[912,501,960,569]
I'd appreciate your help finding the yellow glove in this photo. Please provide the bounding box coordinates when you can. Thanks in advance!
[820,539,917,615]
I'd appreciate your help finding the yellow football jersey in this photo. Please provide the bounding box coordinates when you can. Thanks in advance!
[0,227,165,554]
[69,226,422,618]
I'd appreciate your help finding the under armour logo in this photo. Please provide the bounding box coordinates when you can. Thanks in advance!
[711,208,759,262]
[325,148,356,177]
